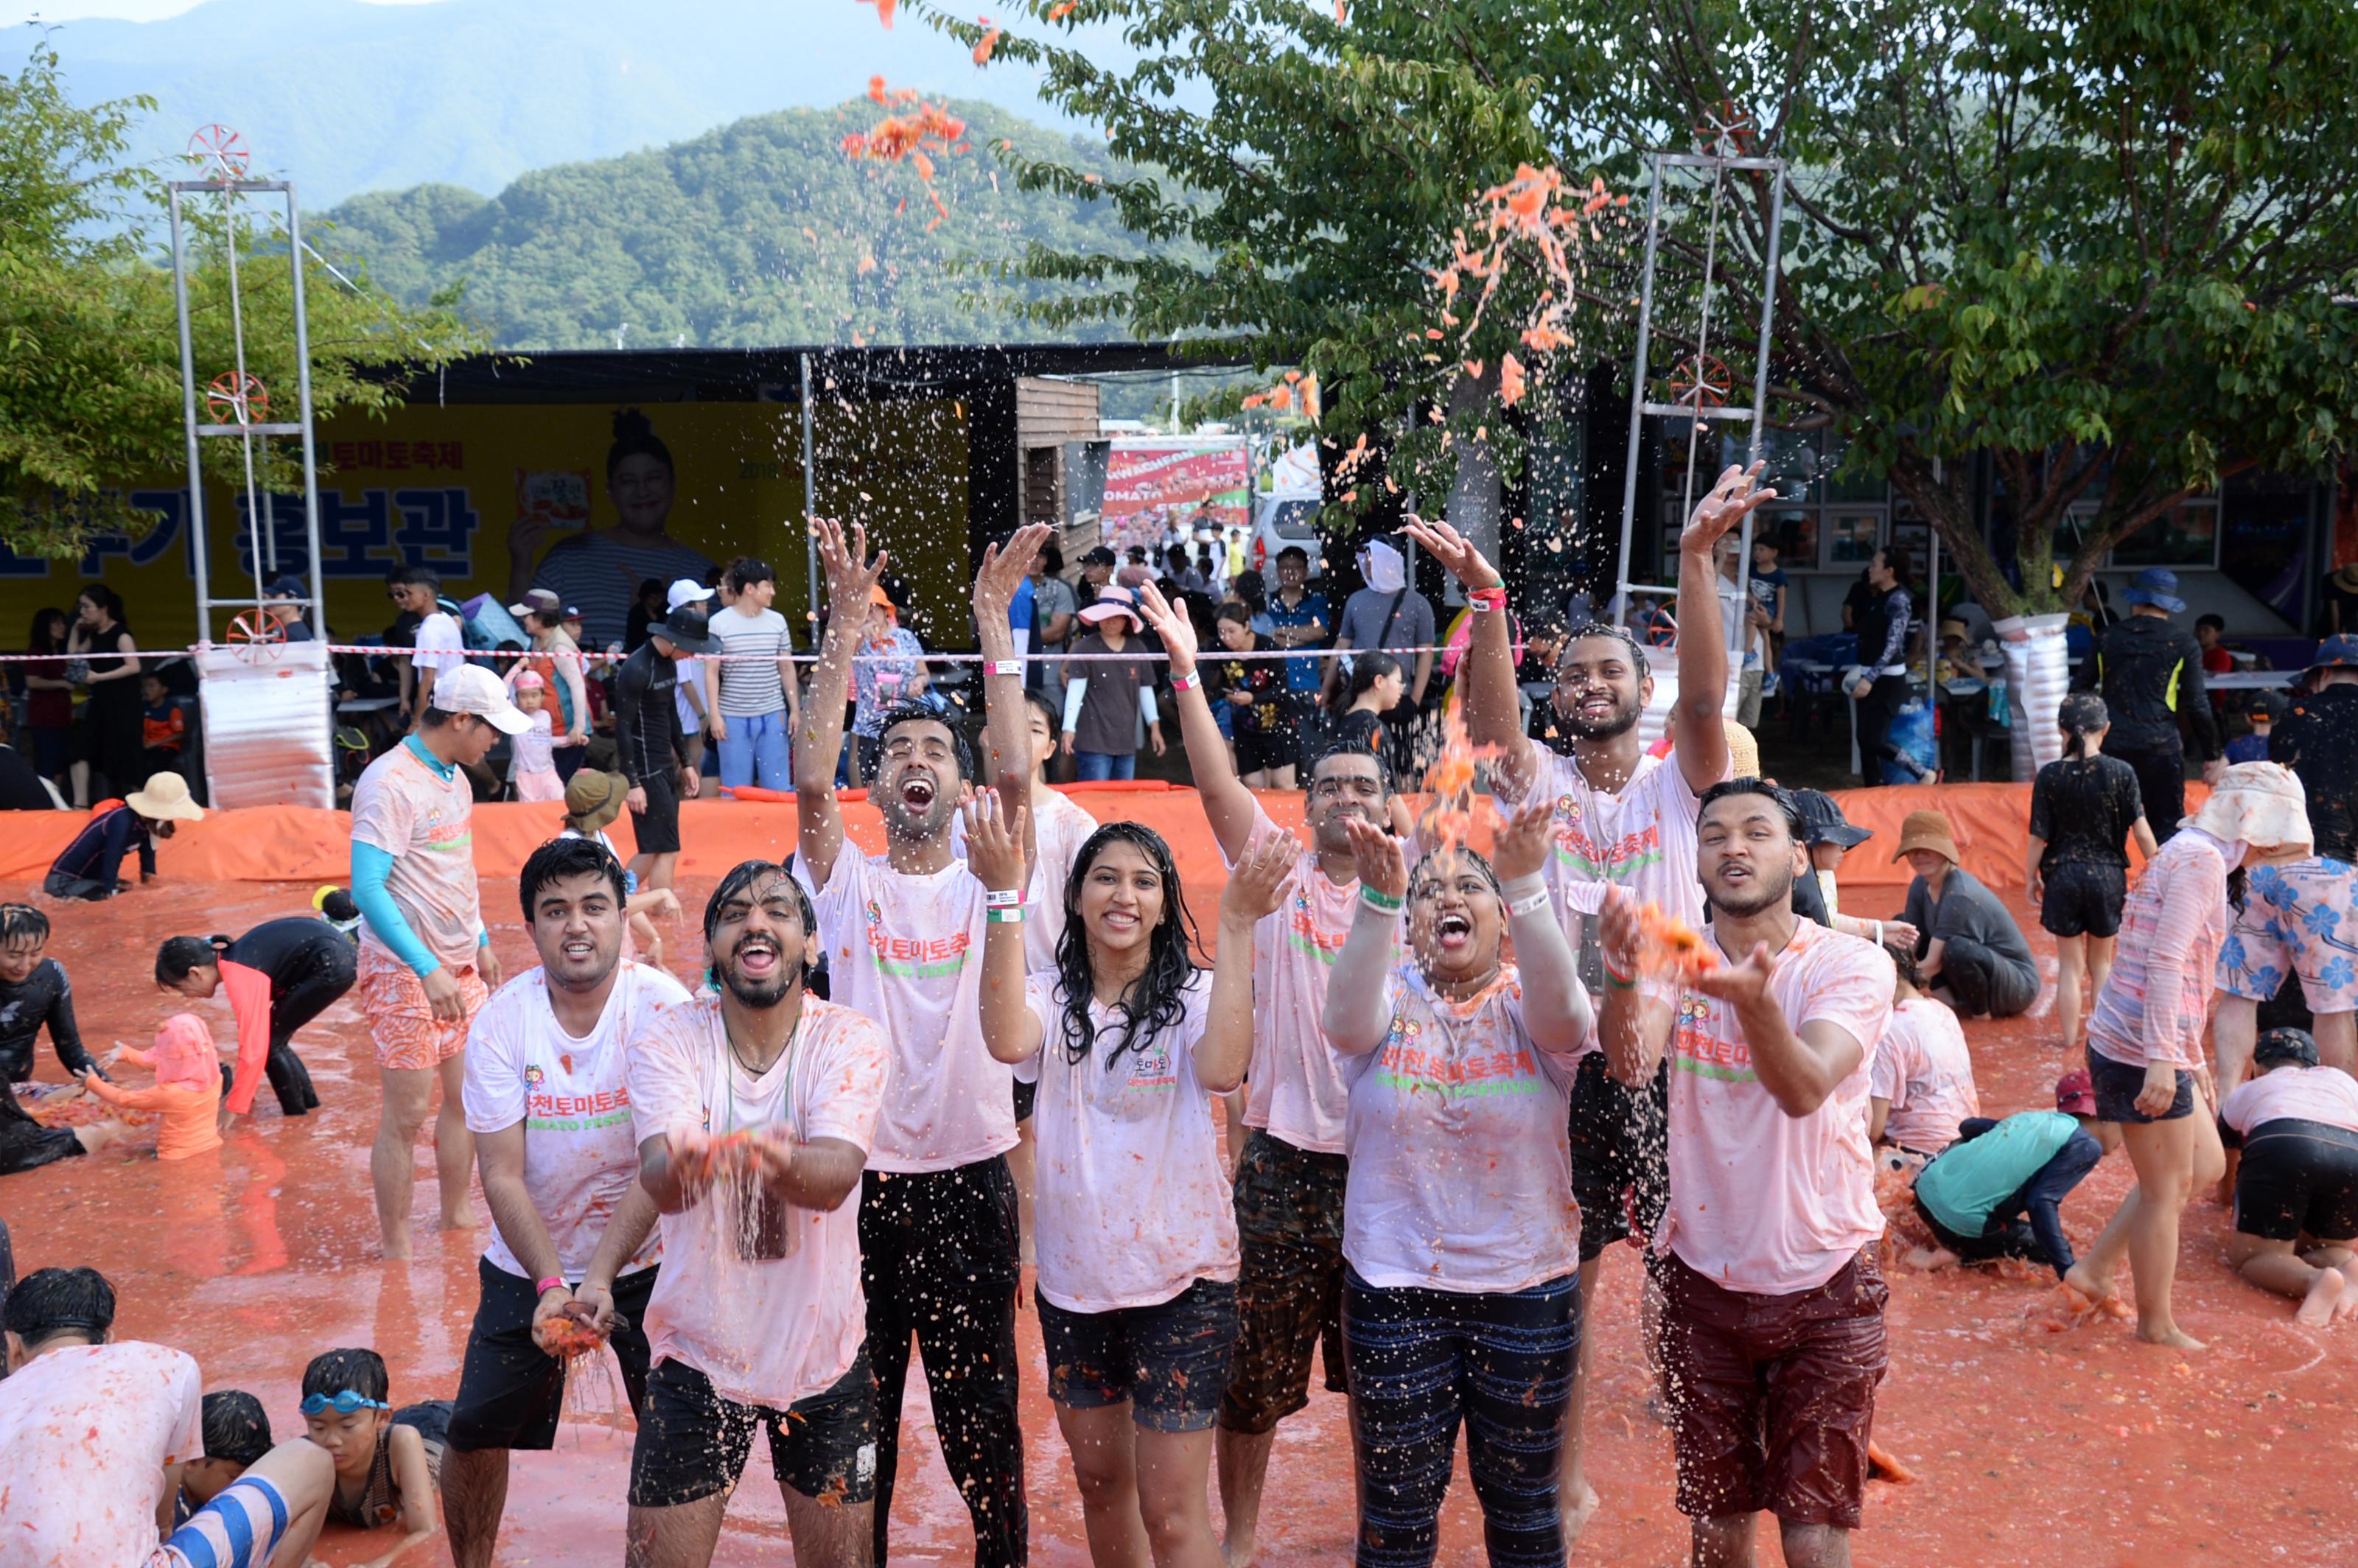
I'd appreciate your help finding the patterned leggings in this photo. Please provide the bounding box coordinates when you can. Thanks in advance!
[1343,1267,1580,1568]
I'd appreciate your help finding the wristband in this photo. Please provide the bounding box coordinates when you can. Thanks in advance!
[1169,668,1201,692]
[1360,886,1404,914]
[1468,585,1508,613]
[1871,920,1883,948]
[985,888,1025,908]
[535,1276,567,1297]
[985,659,1024,678]
[1508,887,1552,917]
[987,906,1026,924]
[1603,968,1637,990]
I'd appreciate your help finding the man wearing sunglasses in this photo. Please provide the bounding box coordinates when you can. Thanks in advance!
[442,836,690,1568]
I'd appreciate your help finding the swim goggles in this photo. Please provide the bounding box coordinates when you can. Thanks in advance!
[300,1390,390,1415]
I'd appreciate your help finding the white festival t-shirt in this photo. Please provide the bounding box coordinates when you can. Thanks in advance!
[463,961,690,1279]
[627,993,888,1410]
[1511,746,1721,928]
[1663,920,1894,1294]
[1339,965,1582,1293]
[1018,970,1240,1312]
[0,1341,201,1567]
[1869,996,1980,1154]
[951,785,1100,973]
[797,850,1015,1172]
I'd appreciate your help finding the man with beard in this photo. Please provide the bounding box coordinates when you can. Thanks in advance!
[793,517,1049,1567]
[1596,781,1894,1568]
[1405,461,1777,1541]
[1131,577,1392,1567]
[623,861,889,1567]
[443,836,691,1568]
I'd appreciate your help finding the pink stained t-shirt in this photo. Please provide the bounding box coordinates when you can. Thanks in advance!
[1339,965,1583,1293]
[463,961,691,1280]
[951,785,1099,973]
[350,739,483,974]
[1870,997,1981,1154]
[2220,1063,2358,1138]
[1511,745,1723,926]
[627,993,889,1410]
[2088,827,2232,1071]
[1232,802,1388,1155]
[1663,920,1895,1295]
[0,1341,202,1567]
[797,850,1015,1173]
[1018,970,1240,1313]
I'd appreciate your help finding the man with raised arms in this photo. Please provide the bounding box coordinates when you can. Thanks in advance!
[1404,462,1775,1539]
[1130,577,1397,1567]
[794,518,1051,1567]
[443,836,690,1568]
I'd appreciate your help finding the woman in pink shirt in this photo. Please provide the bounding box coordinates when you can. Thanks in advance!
[2070,763,2312,1348]
[2217,1026,2358,1323]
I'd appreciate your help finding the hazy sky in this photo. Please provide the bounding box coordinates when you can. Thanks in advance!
[7,0,439,19]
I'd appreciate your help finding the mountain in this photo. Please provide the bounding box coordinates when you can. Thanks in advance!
[29,0,1146,208]
[316,97,1150,349]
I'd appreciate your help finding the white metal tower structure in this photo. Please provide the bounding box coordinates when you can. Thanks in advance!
[168,125,337,809]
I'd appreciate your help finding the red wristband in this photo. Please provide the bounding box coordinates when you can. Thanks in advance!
[535,1276,566,1296]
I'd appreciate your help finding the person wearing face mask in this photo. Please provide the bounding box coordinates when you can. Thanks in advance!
[700,556,802,794]
[1323,536,1438,777]
[1405,465,1774,1542]
[972,809,1290,1568]
[793,519,1049,1568]
[1596,780,1897,1568]
[1320,802,1595,1568]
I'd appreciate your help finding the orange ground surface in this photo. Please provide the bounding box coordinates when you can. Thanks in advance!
[6,868,2355,1566]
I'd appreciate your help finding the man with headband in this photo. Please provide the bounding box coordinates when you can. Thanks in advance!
[793,518,1049,1566]
[1404,463,1778,1540]
[623,861,890,1565]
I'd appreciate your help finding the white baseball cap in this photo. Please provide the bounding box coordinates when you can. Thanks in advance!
[667,578,716,612]
[433,664,532,734]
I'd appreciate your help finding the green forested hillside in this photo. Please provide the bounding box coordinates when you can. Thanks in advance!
[318,99,1145,350]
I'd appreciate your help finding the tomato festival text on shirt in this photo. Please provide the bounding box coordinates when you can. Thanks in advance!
[862,898,971,980]
[525,1085,634,1134]
[1548,799,1665,884]
[1285,894,1347,966]
[1374,1014,1542,1097]
[1671,994,1759,1085]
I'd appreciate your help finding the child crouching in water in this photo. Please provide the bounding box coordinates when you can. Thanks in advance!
[83,1013,221,1159]
[508,670,565,802]
[301,1347,452,1564]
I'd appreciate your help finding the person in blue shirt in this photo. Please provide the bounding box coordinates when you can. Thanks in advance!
[2225,690,2284,766]
[1909,1070,2118,1277]
[41,772,204,901]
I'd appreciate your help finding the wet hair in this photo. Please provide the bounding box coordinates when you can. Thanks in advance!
[1230,568,1267,614]
[1308,739,1395,799]
[1342,651,1402,710]
[202,1391,274,1466]
[26,608,67,654]
[156,934,228,985]
[1052,823,1200,1068]
[726,556,775,594]
[384,561,441,592]
[606,407,674,482]
[1698,776,1805,840]
[519,836,630,924]
[301,1348,389,1404]
[2057,691,2109,759]
[0,903,49,948]
[1886,943,1927,992]
[700,858,817,993]
[875,701,975,781]
[1407,847,1503,922]
[5,1267,116,1347]
[1560,620,1651,681]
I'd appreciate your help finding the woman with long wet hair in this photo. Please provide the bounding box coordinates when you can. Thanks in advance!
[1320,801,1595,1568]
[972,797,1295,1567]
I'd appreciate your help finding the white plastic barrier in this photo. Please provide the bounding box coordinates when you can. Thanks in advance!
[1995,612,2071,782]
[198,640,335,808]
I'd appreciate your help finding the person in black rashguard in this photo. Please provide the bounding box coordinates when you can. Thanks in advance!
[0,905,119,1175]
[155,911,360,1119]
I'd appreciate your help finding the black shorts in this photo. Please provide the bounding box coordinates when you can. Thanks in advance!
[1234,722,1293,778]
[626,1351,879,1508]
[2087,1046,2194,1124]
[1567,1050,1670,1261]
[1039,1276,1238,1433]
[2040,861,2127,939]
[448,1258,659,1452]
[2233,1118,2358,1244]
[631,769,681,855]
[1220,1130,1348,1436]
[1012,1076,1037,1124]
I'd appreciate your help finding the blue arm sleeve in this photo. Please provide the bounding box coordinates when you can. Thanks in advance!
[2022,1129,2105,1277]
[351,841,441,978]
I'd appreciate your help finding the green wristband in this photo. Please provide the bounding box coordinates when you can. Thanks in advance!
[1360,886,1404,913]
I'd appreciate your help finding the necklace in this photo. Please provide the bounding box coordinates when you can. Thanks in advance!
[722,1008,800,1079]
[717,1005,802,1142]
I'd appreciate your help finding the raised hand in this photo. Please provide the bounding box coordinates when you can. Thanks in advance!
[814,517,887,616]
[1491,797,1557,884]
[975,524,1052,637]
[1222,828,1300,926]
[1597,887,1646,980]
[962,788,1029,893]
[1400,514,1500,590]
[1134,580,1200,676]
[1689,937,1778,1009]
[1343,815,1409,900]
[1678,461,1778,556]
